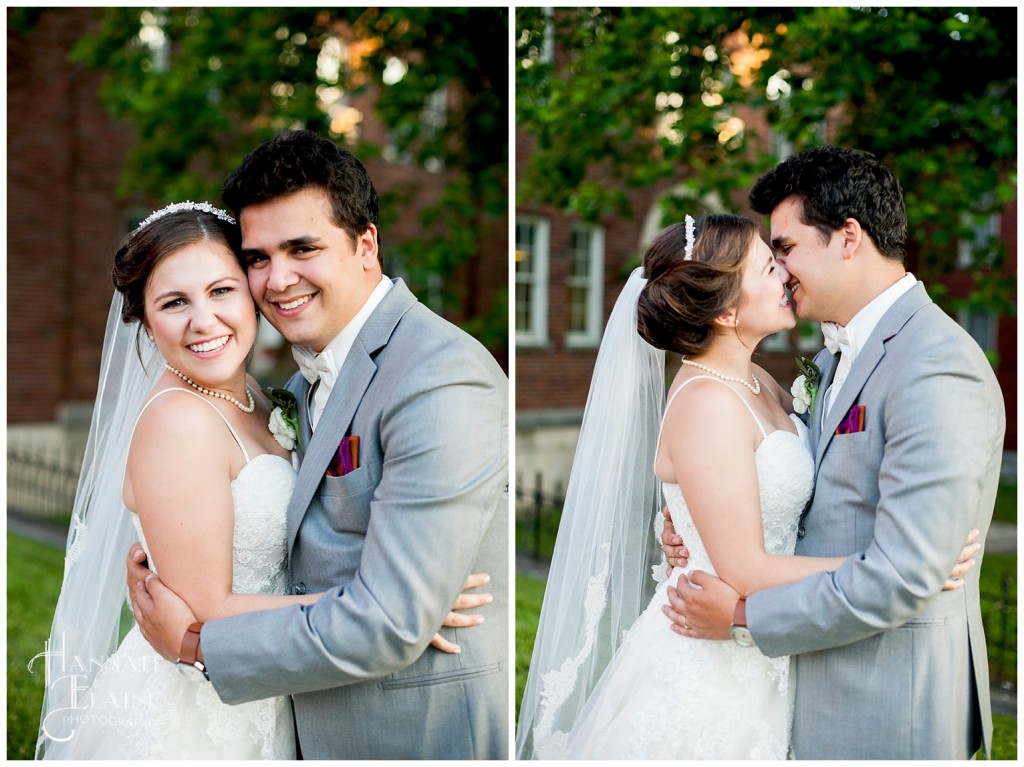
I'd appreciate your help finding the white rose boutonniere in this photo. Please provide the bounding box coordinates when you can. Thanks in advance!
[791,357,821,417]
[263,388,300,450]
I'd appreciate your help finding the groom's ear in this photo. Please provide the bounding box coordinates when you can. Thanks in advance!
[840,217,863,260]
[356,225,380,270]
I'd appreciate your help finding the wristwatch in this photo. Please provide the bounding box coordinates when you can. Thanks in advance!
[176,622,209,681]
[730,597,757,648]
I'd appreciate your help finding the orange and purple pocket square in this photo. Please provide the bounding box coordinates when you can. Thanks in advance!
[835,404,866,435]
[327,435,360,477]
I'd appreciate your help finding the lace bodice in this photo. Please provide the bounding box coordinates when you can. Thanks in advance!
[131,453,294,595]
[661,417,813,576]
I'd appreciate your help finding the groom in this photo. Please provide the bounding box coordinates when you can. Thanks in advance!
[131,131,508,759]
[661,146,1004,759]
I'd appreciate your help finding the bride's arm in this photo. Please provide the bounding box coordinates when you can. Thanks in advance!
[663,383,843,597]
[127,394,319,623]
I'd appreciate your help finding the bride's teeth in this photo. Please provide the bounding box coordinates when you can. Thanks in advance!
[280,296,311,310]
[189,336,228,353]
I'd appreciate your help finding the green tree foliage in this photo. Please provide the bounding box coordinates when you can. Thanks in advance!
[516,7,1016,313]
[66,7,507,341]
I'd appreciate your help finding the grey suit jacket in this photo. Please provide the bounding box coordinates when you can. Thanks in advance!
[201,279,509,759]
[747,282,1004,759]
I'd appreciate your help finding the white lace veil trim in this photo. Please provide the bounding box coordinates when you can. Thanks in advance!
[515,267,665,759]
[34,293,163,757]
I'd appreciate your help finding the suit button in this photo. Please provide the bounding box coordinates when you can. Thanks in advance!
[797,526,806,540]
[293,582,307,595]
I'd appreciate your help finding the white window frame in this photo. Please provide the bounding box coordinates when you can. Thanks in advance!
[565,222,604,348]
[516,216,550,347]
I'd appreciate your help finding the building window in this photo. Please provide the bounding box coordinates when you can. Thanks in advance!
[960,309,997,357]
[565,222,604,347]
[516,216,549,347]
[957,210,1000,269]
[383,84,447,172]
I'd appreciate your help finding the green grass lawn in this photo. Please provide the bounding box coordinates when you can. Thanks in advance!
[515,551,1018,759]
[7,532,65,760]
[514,573,546,726]
[992,483,1017,525]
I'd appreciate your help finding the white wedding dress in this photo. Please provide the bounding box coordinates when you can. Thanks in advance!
[43,389,297,760]
[558,376,814,759]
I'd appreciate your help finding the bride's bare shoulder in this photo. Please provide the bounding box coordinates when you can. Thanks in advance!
[128,388,234,463]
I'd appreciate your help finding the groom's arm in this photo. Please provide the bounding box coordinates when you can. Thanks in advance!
[743,332,1002,657]
[201,336,507,702]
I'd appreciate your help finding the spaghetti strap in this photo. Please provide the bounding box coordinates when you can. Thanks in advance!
[135,388,253,464]
[654,375,769,469]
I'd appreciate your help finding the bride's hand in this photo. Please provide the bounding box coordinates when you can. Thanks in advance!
[942,529,981,591]
[430,573,493,654]
[660,507,690,575]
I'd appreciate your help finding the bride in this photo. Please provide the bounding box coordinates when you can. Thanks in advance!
[35,202,483,759]
[516,214,970,759]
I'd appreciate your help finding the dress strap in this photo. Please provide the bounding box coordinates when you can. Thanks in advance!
[655,374,769,468]
[135,388,252,464]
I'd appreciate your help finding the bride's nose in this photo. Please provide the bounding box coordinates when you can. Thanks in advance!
[775,260,790,284]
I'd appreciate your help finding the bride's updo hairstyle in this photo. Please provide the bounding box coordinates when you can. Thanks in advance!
[112,208,243,326]
[637,214,760,356]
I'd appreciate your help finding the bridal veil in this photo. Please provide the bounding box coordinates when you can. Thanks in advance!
[516,267,666,758]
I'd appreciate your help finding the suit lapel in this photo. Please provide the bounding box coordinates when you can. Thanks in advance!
[813,282,932,470]
[809,349,838,460]
[815,336,883,467]
[285,279,419,551]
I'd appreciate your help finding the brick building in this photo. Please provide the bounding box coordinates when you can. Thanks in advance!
[7,8,508,434]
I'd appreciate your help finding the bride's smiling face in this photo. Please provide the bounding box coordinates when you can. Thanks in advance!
[143,241,257,389]
[734,236,796,339]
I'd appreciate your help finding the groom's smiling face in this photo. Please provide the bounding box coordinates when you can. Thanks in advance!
[770,196,846,324]
[240,187,382,352]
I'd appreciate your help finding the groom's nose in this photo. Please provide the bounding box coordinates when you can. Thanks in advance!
[265,256,299,293]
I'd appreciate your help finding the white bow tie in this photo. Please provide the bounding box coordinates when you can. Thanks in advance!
[821,322,853,356]
[293,345,338,388]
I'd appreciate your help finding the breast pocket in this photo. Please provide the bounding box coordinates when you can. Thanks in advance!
[321,466,376,533]
[826,430,872,454]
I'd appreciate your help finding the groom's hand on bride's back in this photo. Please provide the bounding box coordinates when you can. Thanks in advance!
[660,507,690,575]
[431,572,494,654]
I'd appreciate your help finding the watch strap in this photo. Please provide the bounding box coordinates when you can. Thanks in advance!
[178,621,204,665]
[732,596,748,628]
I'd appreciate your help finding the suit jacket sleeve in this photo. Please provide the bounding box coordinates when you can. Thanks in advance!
[747,327,1003,657]
[200,333,507,702]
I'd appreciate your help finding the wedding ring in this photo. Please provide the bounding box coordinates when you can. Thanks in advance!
[681,616,689,629]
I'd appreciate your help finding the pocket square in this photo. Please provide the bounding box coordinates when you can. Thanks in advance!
[835,404,866,435]
[327,435,360,477]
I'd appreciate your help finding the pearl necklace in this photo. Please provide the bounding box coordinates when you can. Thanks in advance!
[681,358,761,395]
[164,363,255,413]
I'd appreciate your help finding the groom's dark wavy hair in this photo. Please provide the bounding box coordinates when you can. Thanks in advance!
[222,130,382,265]
[748,145,907,262]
